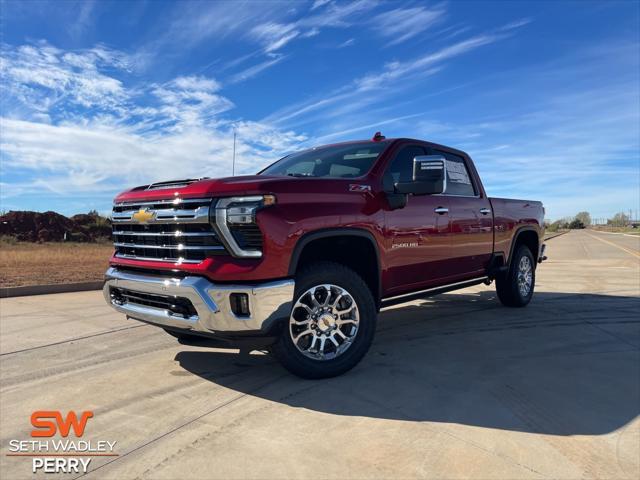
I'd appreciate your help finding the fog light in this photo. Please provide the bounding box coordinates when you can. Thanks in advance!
[230,293,250,317]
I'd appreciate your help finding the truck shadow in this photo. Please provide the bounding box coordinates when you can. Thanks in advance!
[175,290,640,436]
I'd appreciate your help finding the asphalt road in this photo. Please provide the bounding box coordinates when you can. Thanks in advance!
[1,230,639,479]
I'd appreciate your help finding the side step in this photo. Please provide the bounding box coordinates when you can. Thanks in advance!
[380,277,488,310]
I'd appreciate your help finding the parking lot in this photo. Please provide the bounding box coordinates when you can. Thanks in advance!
[1,229,639,479]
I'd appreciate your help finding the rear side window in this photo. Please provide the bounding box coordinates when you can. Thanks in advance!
[385,145,428,184]
[433,150,476,196]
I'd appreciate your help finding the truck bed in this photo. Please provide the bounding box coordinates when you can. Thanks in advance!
[489,197,545,260]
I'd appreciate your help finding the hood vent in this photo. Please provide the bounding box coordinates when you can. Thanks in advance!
[139,178,209,191]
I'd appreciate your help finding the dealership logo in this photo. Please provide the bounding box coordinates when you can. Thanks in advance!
[7,410,117,474]
[31,411,93,438]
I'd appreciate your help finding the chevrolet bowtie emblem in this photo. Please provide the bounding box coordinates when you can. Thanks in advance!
[132,208,155,223]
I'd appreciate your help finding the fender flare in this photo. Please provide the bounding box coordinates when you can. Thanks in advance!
[507,226,540,267]
[287,228,382,304]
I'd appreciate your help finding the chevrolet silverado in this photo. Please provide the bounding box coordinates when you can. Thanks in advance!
[104,134,546,378]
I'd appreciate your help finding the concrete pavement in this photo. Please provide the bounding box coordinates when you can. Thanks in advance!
[1,230,638,479]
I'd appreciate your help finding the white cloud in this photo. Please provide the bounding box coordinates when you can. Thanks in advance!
[228,55,286,84]
[248,0,373,53]
[338,38,355,48]
[68,0,97,39]
[372,5,446,46]
[0,41,308,202]
[0,41,131,114]
[250,22,300,53]
[311,0,331,10]
[1,118,304,191]
[266,33,502,126]
[171,76,221,92]
[499,17,533,31]
[301,28,321,38]
[153,1,287,50]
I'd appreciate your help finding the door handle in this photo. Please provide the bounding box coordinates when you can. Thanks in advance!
[479,208,491,215]
[434,207,449,215]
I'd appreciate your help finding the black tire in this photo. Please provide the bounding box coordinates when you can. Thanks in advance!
[496,244,536,307]
[272,261,377,379]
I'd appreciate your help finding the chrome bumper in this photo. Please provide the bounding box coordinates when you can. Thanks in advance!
[103,267,295,334]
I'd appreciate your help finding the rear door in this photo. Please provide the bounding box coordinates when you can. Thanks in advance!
[431,149,493,277]
[383,144,452,294]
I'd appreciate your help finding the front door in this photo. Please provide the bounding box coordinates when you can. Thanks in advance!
[383,144,452,295]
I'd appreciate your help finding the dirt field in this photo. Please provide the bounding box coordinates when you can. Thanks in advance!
[0,242,113,287]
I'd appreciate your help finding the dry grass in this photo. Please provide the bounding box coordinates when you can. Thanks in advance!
[0,242,113,287]
[590,226,640,235]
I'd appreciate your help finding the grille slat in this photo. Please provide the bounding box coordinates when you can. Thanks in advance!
[110,287,198,318]
[112,206,210,224]
[112,198,210,212]
[114,242,224,251]
[112,197,227,263]
[112,230,216,237]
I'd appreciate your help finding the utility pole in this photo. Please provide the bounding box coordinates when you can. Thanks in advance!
[232,129,237,176]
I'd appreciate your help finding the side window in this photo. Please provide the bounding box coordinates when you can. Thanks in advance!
[434,150,476,196]
[329,163,360,177]
[285,161,315,176]
[385,145,427,186]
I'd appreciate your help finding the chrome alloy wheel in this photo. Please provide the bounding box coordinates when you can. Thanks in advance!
[289,284,360,361]
[517,255,533,297]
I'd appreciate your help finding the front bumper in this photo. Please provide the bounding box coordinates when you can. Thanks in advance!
[103,267,295,335]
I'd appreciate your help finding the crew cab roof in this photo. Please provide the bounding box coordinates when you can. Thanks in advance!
[319,137,470,159]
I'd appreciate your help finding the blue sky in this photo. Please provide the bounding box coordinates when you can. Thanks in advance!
[0,0,638,220]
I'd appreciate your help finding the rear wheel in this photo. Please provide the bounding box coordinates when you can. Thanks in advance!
[496,244,535,307]
[272,261,376,379]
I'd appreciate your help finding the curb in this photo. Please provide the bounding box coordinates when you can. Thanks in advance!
[544,231,569,241]
[0,281,104,299]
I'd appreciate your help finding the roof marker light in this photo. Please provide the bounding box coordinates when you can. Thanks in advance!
[372,131,386,141]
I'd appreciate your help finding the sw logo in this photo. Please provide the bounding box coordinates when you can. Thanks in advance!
[8,410,116,474]
[31,410,93,438]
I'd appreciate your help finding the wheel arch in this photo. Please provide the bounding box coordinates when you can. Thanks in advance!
[288,228,382,307]
[508,227,540,267]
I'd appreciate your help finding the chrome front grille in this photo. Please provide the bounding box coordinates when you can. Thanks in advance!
[111,198,226,263]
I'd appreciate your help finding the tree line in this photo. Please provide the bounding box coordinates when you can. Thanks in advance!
[546,211,633,232]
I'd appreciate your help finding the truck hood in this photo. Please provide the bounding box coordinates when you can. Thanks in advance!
[113,175,357,203]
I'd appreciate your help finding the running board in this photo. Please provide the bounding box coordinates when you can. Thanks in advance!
[380,277,488,310]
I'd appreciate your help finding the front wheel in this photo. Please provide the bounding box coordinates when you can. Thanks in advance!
[272,261,377,379]
[496,244,536,307]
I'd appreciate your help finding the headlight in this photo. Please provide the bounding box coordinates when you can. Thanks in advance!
[212,195,276,258]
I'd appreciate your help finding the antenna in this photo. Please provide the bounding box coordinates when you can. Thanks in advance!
[232,129,237,176]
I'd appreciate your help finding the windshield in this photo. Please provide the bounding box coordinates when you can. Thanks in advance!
[259,141,390,178]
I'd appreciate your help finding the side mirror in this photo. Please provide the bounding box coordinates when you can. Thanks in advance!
[394,155,447,195]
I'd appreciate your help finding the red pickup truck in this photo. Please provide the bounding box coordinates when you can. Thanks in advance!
[104,135,545,378]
